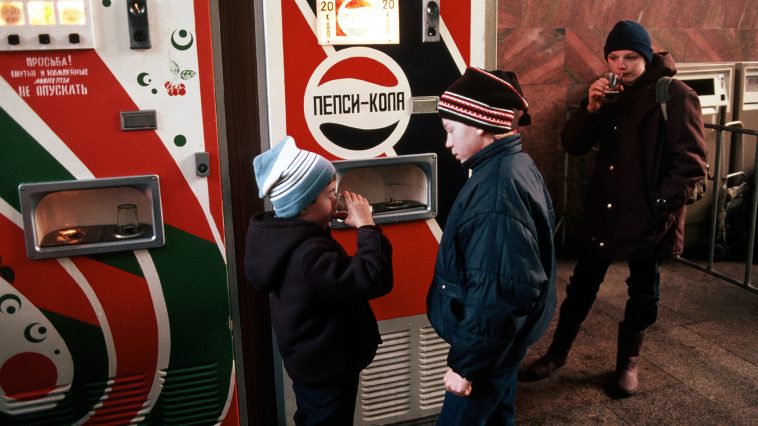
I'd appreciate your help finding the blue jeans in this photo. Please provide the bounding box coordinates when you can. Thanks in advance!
[291,373,359,426]
[560,251,661,331]
[437,362,521,426]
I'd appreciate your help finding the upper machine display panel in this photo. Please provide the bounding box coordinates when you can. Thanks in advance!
[316,0,399,45]
[0,0,95,51]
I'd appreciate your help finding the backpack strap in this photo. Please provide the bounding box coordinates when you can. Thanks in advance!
[656,76,673,121]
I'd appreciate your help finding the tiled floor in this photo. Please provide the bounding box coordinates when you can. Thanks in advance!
[515,257,758,425]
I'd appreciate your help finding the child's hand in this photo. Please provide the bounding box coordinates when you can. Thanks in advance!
[342,191,374,228]
[444,368,472,397]
[587,75,623,112]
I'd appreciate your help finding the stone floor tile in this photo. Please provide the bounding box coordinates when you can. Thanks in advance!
[685,318,758,365]
[509,259,758,426]
[518,404,624,425]
[605,384,732,425]
[643,326,758,410]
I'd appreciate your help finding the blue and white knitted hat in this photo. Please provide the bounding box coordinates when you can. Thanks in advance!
[253,136,335,218]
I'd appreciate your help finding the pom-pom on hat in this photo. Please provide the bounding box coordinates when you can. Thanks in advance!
[438,67,530,134]
[603,20,653,64]
[253,136,335,218]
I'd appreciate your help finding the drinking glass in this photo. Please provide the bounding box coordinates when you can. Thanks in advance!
[605,72,622,99]
[334,192,348,221]
[115,203,141,237]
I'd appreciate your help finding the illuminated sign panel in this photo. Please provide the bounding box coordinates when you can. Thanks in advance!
[316,0,399,45]
[27,1,55,25]
[58,0,85,25]
[0,0,94,50]
[0,2,25,26]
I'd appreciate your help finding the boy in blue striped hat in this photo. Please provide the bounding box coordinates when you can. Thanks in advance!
[244,136,394,424]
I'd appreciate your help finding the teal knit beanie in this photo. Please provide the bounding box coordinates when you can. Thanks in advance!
[604,20,653,63]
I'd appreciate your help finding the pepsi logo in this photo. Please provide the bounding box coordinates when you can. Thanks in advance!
[304,47,411,158]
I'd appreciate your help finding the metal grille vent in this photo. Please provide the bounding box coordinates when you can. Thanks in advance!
[146,363,223,426]
[84,373,151,425]
[1,383,72,424]
[418,325,449,410]
[360,329,412,422]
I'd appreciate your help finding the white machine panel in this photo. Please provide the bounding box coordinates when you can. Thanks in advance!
[741,66,758,111]
[676,62,734,115]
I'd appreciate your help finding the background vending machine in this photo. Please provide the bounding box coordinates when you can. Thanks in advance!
[731,61,758,177]
[254,0,496,424]
[673,62,735,253]
[0,1,238,425]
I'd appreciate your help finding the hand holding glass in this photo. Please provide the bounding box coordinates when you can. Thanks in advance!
[333,191,374,227]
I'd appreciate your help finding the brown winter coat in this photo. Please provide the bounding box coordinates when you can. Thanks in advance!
[562,52,707,259]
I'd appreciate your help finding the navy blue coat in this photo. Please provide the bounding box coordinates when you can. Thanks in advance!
[427,135,557,381]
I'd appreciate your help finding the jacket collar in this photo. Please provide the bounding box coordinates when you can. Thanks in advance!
[629,51,677,87]
[463,134,522,170]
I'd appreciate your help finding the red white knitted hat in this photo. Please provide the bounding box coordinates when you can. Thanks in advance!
[438,67,530,134]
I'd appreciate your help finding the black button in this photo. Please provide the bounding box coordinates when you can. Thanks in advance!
[69,33,80,44]
[8,34,20,45]
[39,34,51,44]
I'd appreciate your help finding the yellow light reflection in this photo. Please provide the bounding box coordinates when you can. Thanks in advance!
[27,1,56,25]
[57,0,85,25]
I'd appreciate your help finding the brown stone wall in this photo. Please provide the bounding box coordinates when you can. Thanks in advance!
[498,0,758,213]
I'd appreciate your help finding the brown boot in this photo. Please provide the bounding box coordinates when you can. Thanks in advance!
[616,322,645,397]
[519,321,581,382]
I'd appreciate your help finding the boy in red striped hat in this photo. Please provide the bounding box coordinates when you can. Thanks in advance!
[426,67,557,425]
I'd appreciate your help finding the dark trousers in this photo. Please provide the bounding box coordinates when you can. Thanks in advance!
[437,361,522,426]
[291,373,359,426]
[559,251,661,332]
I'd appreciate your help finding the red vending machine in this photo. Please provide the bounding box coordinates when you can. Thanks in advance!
[253,1,496,423]
[0,1,238,424]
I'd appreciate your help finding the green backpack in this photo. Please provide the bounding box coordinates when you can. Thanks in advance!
[656,76,707,204]
[656,76,674,121]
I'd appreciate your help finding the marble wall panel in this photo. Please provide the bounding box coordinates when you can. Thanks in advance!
[653,29,758,62]
[500,0,758,29]
[518,84,568,151]
[519,83,568,203]
[498,28,567,85]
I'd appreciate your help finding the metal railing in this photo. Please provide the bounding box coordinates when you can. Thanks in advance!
[676,121,758,293]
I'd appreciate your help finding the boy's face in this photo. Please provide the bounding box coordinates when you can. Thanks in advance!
[606,49,646,85]
[298,177,338,228]
[442,118,490,163]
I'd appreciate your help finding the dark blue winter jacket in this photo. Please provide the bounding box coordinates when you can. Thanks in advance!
[427,135,556,381]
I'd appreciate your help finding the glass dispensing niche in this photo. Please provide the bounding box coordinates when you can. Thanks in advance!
[19,175,165,259]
